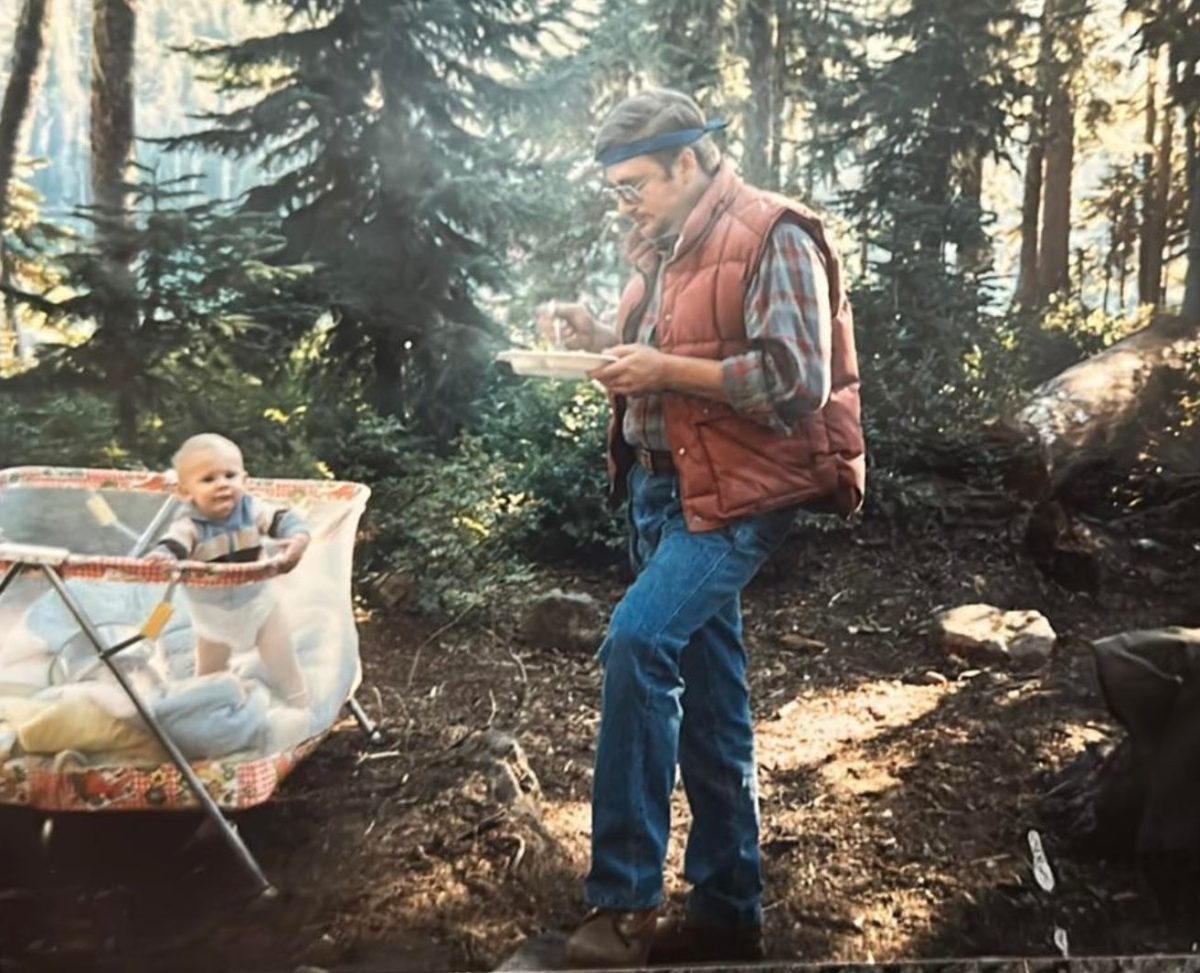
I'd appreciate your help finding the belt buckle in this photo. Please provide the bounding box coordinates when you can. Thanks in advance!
[636,448,671,475]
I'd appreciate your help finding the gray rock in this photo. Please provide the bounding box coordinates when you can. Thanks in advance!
[520,588,605,654]
[366,569,414,608]
[937,603,1056,669]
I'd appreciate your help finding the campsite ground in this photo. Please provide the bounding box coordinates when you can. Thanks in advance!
[1,512,1198,972]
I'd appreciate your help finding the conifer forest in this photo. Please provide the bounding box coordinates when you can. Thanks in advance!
[1,0,1200,970]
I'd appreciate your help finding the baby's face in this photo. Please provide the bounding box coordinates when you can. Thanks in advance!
[177,446,247,520]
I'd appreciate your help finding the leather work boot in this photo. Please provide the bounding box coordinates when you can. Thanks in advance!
[647,912,765,965]
[565,908,660,968]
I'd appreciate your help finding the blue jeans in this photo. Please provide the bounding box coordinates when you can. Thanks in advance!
[586,464,797,928]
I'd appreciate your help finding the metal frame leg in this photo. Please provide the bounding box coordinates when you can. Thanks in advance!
[39,566,273,896]
[0,563,22,598]
[346,695,384,745]
[128,495,179,558]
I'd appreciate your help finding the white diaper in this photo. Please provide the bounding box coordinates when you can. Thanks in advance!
[184,582,276,653]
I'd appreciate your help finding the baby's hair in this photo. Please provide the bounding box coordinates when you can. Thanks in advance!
[172,433,242,473]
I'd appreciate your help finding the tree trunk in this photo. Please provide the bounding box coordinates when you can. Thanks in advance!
[91,0,135,237]
[958,142,991,274]
[739,0,776,190]
[0,0,54,360]
[1015,131,1044,308]
[90,0,139,446]
[370,330,406,418]
[1183,108,1200,323]
[1153,91,1174,303]
[1138,51,1159,306]
[1039,57,1075,302]
[0,0,53,231]
[1139,47,1171,309]
[1102,254,1112,313]
[769,0,788,188]
[1015,0,1054,309]
[920,99,953,266]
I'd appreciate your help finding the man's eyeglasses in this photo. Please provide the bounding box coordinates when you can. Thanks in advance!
[604,177,650,205]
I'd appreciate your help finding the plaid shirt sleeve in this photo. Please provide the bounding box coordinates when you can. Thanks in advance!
[721,222,833,432]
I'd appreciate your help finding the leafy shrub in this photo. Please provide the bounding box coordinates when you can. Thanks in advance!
[311,376,624,610]
[852,280,1015,464]
[360,433,526,611]
[149,363,325,478]
[0,391,119,467]
[474,377,623,562]
[855,283,1156,472]
[0,362,323,478]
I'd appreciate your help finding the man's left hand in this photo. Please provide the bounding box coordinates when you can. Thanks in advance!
[591,344,671,395]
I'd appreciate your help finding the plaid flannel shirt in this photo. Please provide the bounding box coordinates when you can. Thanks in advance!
[622,221,833,450]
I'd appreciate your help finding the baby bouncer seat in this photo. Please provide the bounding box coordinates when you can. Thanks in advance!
[0,466,375,892]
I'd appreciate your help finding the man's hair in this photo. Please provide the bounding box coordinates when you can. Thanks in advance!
[172,433,242,472]
[594,88,722,175]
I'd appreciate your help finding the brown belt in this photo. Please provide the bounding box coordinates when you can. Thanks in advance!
[635,447,676,475]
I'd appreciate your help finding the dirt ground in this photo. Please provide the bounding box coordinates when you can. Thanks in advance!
[2,511,1199,972]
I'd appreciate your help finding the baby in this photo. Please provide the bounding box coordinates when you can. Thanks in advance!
[146,433,310,708]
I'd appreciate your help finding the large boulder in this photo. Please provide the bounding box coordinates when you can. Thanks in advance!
[936,603,1056,669]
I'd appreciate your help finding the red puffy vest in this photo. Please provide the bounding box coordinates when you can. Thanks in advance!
[608,165,866,531]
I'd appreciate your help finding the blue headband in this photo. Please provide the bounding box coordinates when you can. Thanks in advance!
[595,118,728,167]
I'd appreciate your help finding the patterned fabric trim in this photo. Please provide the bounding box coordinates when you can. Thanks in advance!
[0,467,369,588]
[0,735,325,811]
[0,466,365,503]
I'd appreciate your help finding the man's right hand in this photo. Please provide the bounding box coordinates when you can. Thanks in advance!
[536,301,611,353]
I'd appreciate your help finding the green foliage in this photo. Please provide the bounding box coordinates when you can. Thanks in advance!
[851,277,1008,451]
[176,0,573,440]
[310,407,519,611]
[857,286,1156,469]
[1,167,317,451]
[356,430,522,613]
[0,390,119,467]
[475,378,622,561]
[828,0,1030,447]
[577,0,726,100]
[0,364,324,477]
[312,376,622,610]
[140,366,324,476]
[1037,299,1151,354]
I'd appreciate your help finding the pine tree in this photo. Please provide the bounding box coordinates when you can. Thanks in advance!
[1185,110,1200,321]
[736,0,862,194]
[1085,163,1141,314]
[832,0,1028,434]
[2,169,315,449]
[172,0,571,441]
[1128,0,1200,320]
